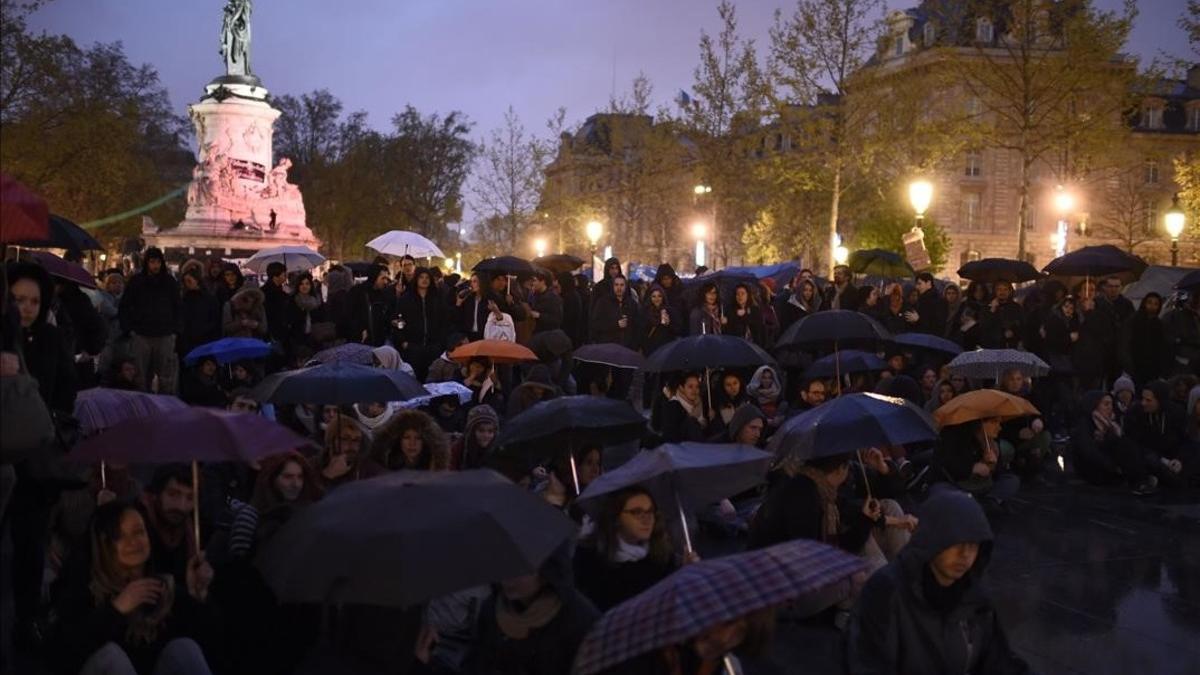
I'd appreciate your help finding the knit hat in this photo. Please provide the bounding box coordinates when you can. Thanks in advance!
[727,403,764,442]
[1112,373,1135,395]
[465,404,500,433]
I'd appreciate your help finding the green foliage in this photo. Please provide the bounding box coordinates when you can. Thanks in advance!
[1176,153,1200,237]
[848,202,952,274]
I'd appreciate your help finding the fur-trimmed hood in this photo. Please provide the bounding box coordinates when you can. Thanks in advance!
[230,285,265,313]
[371,408,450,471]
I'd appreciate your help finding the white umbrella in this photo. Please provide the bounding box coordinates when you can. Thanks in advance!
[947,348,1050,381]
[244,245,325,273]
[366,230,445,259]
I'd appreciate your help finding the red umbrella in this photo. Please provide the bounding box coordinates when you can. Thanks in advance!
[0,173,50,243]
[30,250,97,289]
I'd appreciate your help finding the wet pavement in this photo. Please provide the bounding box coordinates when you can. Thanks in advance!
[741,482,1200,675]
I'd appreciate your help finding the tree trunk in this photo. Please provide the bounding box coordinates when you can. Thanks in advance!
[1017,153,1031,261]
[827,164,842,277]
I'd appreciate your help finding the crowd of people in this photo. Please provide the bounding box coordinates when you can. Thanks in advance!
[2,245,1199,675]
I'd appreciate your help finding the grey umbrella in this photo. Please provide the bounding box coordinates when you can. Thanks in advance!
[575,443,771,553]
[256,469,576,607]
[947,348,1050,381]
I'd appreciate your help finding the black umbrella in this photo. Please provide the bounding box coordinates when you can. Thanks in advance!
[254,361,426,404]
[775,310,892,352]
[766,393,937,461]
[643,334,775,373]
[533,253,584,274]
[804,350,887,379]
[496,396,647,491]
[573,343,645,370]
[891,332,963,357]
[256,469,575,607]
[1174,269,1200,291]
[528,329,573,361]
[957,258,1042,284]
[339,260,376,277]
[473,255,535,277]
[848,249,913,279]
[1042,245,1147,281]
[13,214,102,254]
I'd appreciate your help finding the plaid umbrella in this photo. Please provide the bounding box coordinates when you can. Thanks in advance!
[947,348,1049,380]
[310,342,376,366]
[74,388,187,437]
[571,540,865,675]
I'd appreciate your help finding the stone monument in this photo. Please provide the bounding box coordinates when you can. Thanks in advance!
[144,0,320,258]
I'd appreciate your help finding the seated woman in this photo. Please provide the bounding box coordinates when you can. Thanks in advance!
[657,372,709,443]
[226,452,324,560]
[995,368,1051,477]
[372,409,450,471]
[541,445,603,518]
[573,487,686,611]
[49,501,216,675]
[458,356,504,412]
[929,418,1020,506]
[596,608,776,675]
[318,414,385,490]
[1070,391,1156,495]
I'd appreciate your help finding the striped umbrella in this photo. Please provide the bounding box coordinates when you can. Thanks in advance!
[947,348,1049,381]
[571,540,865,675]
[74,388,187,437]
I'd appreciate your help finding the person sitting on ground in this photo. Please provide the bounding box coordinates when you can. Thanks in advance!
[1070,391,1156,495]
[847,490,1031,675]
[179,357,226,408]
[459,356,504,411]
[49,500,217,675]
[371,344,416,377]
[372,409,450,471]
[353,400,397,434]
[1125,380,1194,488]
[541,445,603,516]
[426,333,468,383]
[139,466,200,586]
[1111,374,1137,422]
[794,377,828,413]
[450,404,500,470]
[720,403,766,447]
[507,363,560,418]
[709,371,750,433]
[104,357,142,392]
[226,451,324,560]
[929,419,1020,508]
[926,378,957,414]
[995,369,1051,478]
[572,487,689,611]
[318,414,385,490]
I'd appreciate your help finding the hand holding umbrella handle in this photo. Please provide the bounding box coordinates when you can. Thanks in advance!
[674,488,693,554]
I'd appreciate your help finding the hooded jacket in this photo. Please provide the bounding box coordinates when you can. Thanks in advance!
[119,248,180,338]
[7,262,76,412]
[371,409,450,471]
[1120,294,1171,386]
[590,288,638,348]
[221,286,268,338]
[847,490,1030,675]
[453,404,500,470]
[177,260,221,357]
[1124,380,1185,461]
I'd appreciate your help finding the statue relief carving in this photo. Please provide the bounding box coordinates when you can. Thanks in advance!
[242,120,264,155]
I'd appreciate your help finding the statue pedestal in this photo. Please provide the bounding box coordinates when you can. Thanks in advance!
[144,77,320,260]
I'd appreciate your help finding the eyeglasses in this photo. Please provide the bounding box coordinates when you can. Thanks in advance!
[621,508,656,520]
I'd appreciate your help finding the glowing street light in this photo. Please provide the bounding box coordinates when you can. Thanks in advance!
[1165,194,1187,266]
[585,220,604,282]
[533,237,547,259]
[1054,185,1075,215]
[833,233,849,265]
[694,184,712,195]
[692,222,708,268]
[908,179,933,225]
[1053,184,1074,257]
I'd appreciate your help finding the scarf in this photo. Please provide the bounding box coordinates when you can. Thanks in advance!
[747,366,781,407]
[355,402,395,430]
[613,537,650,563]
[89,528,175,645]
[295,293,320,334]
[494,590,562,639]
[671,393,704,422]
[796,466,840,544]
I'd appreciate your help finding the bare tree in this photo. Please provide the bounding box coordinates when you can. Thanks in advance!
[471,106,550,252]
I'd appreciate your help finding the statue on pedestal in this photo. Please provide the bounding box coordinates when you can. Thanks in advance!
[219,0,252,77]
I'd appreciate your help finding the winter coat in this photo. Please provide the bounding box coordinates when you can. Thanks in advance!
[221,286,268,339]
[261,281,291,343]
[22,321,76,413]
[688,305,722,336]
[284,290,324,344]
[458,293,490,342]
[747,472,874,553]
[560,287,586,347]
[1163,305,1200,372]
[370,409,450,471]
[1121,302,1171,386]
[396,288,449,348]
[346,280,396,347]
[640,301,683,355]
[56,283,107,356]
[1072,301,1116,381]
[774,288,821,335]
[658,399,707,444]
[530,290,564,333]
[725,303,765,345]
[590,292,638,347]
[178,287,221,358]
[572,544,676,611]
[824,283,860,311]
[119,266,180,338]
[426,354,461,384]
[916,287,948,337]
[1125,381,1186,462]
[847,490,1030,675]
[980,300,1023,349]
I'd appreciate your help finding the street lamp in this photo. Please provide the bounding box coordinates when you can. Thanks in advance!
[833,233,849,265]
[1165,194,1187,266]
[692,222,708,268]
[908,179,933,228]
[694,184,712,196]
[585,220,603,282]
[1052,184,1075,258]
[533,237,547,259]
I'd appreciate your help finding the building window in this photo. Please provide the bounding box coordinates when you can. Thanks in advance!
[1141,105,1164,129]
[1145,159,1160,185]
[1143,201,1159,234]
[963,193,982,230]
[1027,205,1038,232]
[965,151,983,177]
[976,18,993,43]
[924,22,936,46]
[1189,107,1200,132]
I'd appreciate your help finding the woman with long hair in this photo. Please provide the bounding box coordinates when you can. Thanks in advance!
[641,284,682,355]
[372,409,450,471]
[49,501,215,675]
[725,283,764,345]
[688,282,724,336]
[658,373,709,443]
[284,272,324,355]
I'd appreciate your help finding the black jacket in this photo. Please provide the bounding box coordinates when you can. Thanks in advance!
[396,288,449,348]
[1121,306,1171,386]
[346,280,395,346]
[1072,301,1116,380]
[468,588,598,675]
[530,290,564,333]
[980,300,1023,349]
[120,267,180,337]
[178,287,222,358]
[640,303,683,355]
[57,284,107,356]
[747,472,875,553]
[847,490,1030,675]
[261,281,291,343]
[916,288,948,337]
[725,304,765,344]
[572,544,675,611]
[657,400,707,444]
[590,292,638,347]
[21,322,76,413]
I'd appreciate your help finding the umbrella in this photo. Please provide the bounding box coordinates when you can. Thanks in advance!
[254,361,426,405]
[1042,245,1147,281]
[528,329,573,361]
[29,250,96,289]
[571,539,865,675]
[891,332,963,357]
[497,396,647,491]
[365,230,445,259]
[473,255,535,277]
[957,258,1042,284]
[339,260,376,277]
[575,443,771,552]
[449,339,538,364]
[1174,269,1200,291]
[72,408,312,545]
[775,310,892,352]
[767,392,937,462]
[309,342,376,366]
[573,343,645,370]
[395,381,474,409]
[12,213,102,253]
[533,253,584,273]
[642,334,774,373]
[183,337,271,366]
[243,245,325,273]
[682,270,760,307]
[74,388,187,437]
[804,349,887,379]
[848,248,914,279]
[256,469,576,607]
[933,389,1040,428]
[947,348,1049,380]
[0,173,49,242]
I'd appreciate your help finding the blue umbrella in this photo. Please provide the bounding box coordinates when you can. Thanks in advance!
[184,337,271,366]
[767,392,937,461]
[253,361,426,404]
[891,332,963,357]
[804,350,887,379]
[575,442,771,553]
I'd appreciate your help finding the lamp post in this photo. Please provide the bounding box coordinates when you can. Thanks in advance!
[1053,185,1075,258]
[585,220,603,282]
[1165,194,1187,266]
[694,184,714,266]
[908,179,933,229]
[692,222,708,268]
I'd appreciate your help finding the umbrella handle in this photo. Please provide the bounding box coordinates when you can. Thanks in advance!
[191,461,202,548]
[675,489,694,554]
[100,461,107,491]
[856,450,873,501]
[723,654,738,675]
[568,451,581,496]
